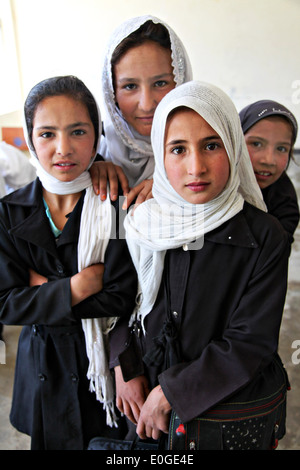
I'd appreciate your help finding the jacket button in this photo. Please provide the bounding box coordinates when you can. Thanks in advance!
[38,373,46,381]
[70,373,78,382]
[56,264,65,275]
[172,311,178,318]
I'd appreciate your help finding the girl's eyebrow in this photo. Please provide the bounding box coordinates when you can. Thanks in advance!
[36,122,92,130]
[152,72,174,81]
[166,135,221,146]
[246,136,267,142]
[67,122,92,130]
[203,135,222,141]
[246,135,291,146]
[117,72,174,84]
[166,139,187,146]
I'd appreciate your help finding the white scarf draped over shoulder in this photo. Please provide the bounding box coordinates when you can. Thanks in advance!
[24,101,118,427]
[124,80,266,329]
[100,15,193,187]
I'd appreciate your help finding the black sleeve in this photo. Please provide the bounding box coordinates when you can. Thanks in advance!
[73,236,137,321]
[0,212,74,326]
[262,172,299,242]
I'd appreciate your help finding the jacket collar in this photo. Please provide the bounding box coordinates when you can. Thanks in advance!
[4,179,82,256]
[3,177,41,207]
[205,204,258,248]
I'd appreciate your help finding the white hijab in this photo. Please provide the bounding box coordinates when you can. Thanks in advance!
[24,90,118,427]
[124,81,266,328]
[100,15,193,187]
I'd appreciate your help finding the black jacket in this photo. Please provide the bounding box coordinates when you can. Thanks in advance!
[262,171,299,242]
[0,179,137,449]
[110,202,290,424]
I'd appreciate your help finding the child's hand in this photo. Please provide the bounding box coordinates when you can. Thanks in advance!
[136,385,171,440]
[29,268,48,286]
[122,179,153,211]
[89,161,129,201]
[114,365,150,425]
[70,263,104,306]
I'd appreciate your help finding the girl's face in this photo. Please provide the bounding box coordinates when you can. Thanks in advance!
[114,41,175,136]
[164,109,230,204]
[244,116,292,189]
[32,95,96,182]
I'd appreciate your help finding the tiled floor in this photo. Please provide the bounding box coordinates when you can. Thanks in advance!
[0,162,299,451]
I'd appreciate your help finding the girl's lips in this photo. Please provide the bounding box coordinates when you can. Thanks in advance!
[137,116,153,122]
[255,171,273,180]
[186,182,209,192]
[54,161,76,169]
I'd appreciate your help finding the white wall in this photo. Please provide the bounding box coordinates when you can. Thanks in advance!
[6,0,300,146]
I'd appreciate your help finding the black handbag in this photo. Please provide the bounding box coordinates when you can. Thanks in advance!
[88,435,159,450]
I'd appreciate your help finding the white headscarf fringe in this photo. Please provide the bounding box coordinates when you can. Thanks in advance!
[78,184,118,428]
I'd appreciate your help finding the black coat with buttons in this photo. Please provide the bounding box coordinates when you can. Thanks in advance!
[0,179,137,449]
[110,202,290,425]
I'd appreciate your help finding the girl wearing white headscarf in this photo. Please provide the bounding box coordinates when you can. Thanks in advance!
[91,15,192,203]
[111,81,290,450]
[0,76,137,449]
